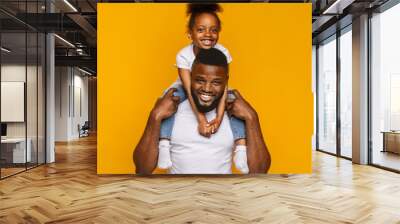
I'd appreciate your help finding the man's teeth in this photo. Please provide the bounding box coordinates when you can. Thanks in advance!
[200,94,212,101]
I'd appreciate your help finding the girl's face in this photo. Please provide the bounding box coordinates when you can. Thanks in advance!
[189,13,220,50]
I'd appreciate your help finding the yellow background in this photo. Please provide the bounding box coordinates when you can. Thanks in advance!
[98,3,312,174]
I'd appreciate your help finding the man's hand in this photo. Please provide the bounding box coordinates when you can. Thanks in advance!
[226,90,257,121]
[150,88,180,121]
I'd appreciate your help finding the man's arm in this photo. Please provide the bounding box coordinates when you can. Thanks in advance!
[227,90,271,173]
[133,89,179,174]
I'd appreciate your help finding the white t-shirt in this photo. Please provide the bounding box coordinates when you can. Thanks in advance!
[170,43,232,88]
[168,100,234,174]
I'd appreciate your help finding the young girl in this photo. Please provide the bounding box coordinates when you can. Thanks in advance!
[158,3,248,173]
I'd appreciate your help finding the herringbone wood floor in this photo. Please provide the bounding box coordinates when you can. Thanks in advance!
[1,135,400,224]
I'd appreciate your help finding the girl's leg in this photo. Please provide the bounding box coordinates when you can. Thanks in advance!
[159,85,187,139]
[158,85,187,169]
[234,145,249,174]
[160,85,186,139]
[230,116,246,143]
[160,116,176,140]
[230,116,249,173]
[227,89,246,143]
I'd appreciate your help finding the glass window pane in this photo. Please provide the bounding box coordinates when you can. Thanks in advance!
[340,28,352,158]
[38,32,45,165]
[27,31,38,169]
[1,1,46,179]
[312,45,317,151]
[318,36,337,154]
[371,3,400,171]
[1,31,27,177]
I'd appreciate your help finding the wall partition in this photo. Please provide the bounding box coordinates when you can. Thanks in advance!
[1,31,28,177]
[0,1,46,179]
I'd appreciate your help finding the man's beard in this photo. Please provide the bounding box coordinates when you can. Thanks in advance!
[191,89,223,113]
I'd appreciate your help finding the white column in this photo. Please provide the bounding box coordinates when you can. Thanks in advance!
[352,14,369,164]
[46,32,55,163]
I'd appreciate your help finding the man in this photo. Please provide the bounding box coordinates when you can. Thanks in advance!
[133,48,271,174]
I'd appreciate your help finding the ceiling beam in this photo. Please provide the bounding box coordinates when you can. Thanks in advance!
[67,13,97,40]
[55,55,96,70]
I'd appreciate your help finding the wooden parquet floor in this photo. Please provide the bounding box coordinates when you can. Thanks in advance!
[1,135,400,224]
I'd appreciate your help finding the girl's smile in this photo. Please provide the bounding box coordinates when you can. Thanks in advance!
[189,13,220,50]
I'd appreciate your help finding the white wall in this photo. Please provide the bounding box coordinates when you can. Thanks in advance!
[1,65,38,137]
[1,65,27,141]
[1,82,25,122]
[73,72,89,138]
[55,67,70,141]
[55,67,89,141]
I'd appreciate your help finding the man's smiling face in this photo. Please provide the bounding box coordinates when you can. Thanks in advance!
[191,63,228,113]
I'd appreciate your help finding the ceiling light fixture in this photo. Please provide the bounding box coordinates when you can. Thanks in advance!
[76,48,85,55]
[54,34,75,48]
[63,0,78,12]
[322,0,355,15]
[1,47,11,53]
[78,67,93,76]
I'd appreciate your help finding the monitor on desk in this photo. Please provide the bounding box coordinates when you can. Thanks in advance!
[1,123,7,138]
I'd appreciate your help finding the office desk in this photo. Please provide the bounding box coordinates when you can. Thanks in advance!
[1,138,31,163]
[382,131,400,154]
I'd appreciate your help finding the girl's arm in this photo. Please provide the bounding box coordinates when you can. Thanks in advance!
[209,87,227,133]
[178,68,212,137]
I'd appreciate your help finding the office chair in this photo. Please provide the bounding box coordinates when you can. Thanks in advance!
[79,121,90,138]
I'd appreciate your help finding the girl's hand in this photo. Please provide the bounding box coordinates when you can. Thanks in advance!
[209,118,222,134]
[198,119,212,138]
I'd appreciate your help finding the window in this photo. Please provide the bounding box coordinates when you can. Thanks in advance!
[317,35,337,154]
[371,2,400,171]
[339,28,352,158]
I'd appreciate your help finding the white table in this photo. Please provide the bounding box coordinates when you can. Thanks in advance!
[1,138,31,163]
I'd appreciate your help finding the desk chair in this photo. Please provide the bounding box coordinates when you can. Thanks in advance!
[79,121,90,138]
